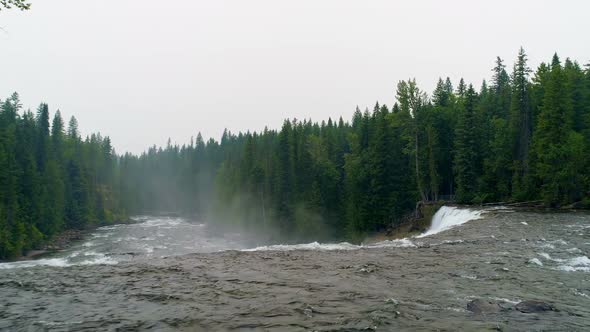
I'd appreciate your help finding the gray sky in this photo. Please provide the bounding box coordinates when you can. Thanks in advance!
[1,0,589,154]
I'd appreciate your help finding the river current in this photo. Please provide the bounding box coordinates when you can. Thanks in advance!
[0,207,589,331]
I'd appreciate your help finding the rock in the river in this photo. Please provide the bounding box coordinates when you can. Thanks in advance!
[515,301,555,313]
[467,299,502,314]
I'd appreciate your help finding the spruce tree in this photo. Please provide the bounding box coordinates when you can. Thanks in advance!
[454,85,479,203]
[509,47,533,198]
[531,54,576,204]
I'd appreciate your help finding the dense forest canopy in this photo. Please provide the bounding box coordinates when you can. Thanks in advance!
[0,94,125,258]
[1,49,589,258]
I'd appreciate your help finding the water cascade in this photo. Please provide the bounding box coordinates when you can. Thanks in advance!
[417,206,483,238]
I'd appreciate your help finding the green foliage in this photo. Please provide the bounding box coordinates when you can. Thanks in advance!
[454,85,480,203]
[64,50,590,241]
[0,95,126,259]
[2,49,589,255]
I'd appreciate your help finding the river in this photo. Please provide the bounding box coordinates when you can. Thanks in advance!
[0,207,589,331]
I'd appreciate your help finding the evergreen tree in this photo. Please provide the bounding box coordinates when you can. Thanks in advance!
[3,49,590,257]
[531,54,579,204]
[454,85,479,203]
[67,116,79,140]
[509,47,533,198]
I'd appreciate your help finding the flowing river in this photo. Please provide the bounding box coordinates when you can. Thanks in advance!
[1,207,589,331]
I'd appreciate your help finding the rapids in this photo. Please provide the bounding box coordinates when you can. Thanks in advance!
[1,208,589,331]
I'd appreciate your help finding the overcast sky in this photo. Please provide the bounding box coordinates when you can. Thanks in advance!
[1,0,589,154]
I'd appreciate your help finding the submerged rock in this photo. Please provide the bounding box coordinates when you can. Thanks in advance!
[467,299,502,314]
[515,301,555,313]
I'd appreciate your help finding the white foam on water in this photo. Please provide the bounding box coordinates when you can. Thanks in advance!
[244,206,485,252]
[35,320,84,327]
[130,215,151,222]
[489,297,521,305]
[574,290,590,298]
[417,206,483,238]
[0,253,118,270]
[484,206,513,211]
[242,241,359,252]
[528,258,543,266]
[242,238,416,252]
[537,243,555,249]
[140,218,187,228]
[369,238,417,248]
[558,256,590,272]
[538,252,564,262]
[441,239,464,245]
[77,254,118,266]
[552,239,568,246]
[0,258,70,270]
[97,225,124,231]
[566,224,590,229]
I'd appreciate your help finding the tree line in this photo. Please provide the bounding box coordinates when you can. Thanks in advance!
[1,49,589,257]
[121,49,590,241]
[0,94,125,258]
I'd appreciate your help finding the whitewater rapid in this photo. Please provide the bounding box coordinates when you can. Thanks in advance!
[3,208,590,331]
[5,205,586,274]
[264,206,483,250]
[246,206,485,251]
[242,238,417,252]
[0,216,252,270]
[0,206,488,269]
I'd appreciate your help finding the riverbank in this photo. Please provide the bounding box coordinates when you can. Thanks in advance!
[1,219,134,263]
[366,201,444,243]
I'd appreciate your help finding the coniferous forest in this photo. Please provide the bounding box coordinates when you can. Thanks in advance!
[2,49,590,258]
[0,95,125,258]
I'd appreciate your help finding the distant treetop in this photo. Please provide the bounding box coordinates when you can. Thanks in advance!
[0,0,31,11]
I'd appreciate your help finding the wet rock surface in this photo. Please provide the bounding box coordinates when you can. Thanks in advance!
[467,299,503,314]
[0,210,589,331]
[515,300,556,313]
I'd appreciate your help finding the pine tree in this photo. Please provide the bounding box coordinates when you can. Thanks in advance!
[67,116,79,140]
[396,79,429,202]
[454,85,479,203]
[276,120,294,233]
[51,110,65,154]
[509,47,533,198]
[491,57,512,120]
[457,78,466,97]
[531,54,577,204]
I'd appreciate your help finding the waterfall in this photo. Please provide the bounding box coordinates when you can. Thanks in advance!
[417,206,483,238]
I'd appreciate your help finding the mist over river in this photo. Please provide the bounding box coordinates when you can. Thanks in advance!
[1,207,589,331]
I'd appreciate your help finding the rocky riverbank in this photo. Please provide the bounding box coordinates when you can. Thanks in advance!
[367,201,443,243]
[4,219,133,263]
[2,229,85,263]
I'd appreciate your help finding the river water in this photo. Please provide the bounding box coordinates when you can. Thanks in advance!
[1,207,589,331]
